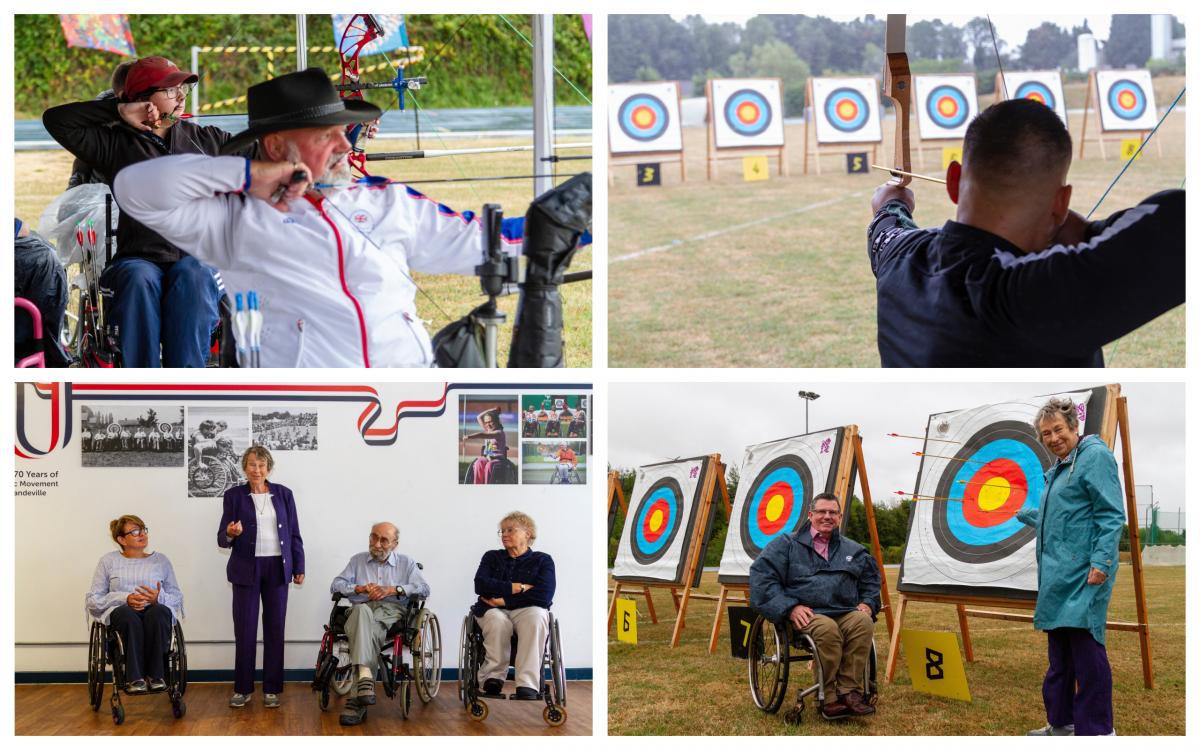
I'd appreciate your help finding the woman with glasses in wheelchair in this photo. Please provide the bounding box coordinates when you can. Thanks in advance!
[472,511,556,700]
[86,514,184,694]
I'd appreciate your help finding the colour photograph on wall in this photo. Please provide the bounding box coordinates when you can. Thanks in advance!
[458,395,520,484]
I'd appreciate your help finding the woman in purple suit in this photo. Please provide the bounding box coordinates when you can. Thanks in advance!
[217,445,304,709]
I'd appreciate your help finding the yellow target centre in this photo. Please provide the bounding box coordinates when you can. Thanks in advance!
[837,101,856,119]
[938,99,958,116]
[738,103,758,122]
[977,477,1011,511]
[765,494,785,522]
[633,108,654,127]
[648,508,665,533]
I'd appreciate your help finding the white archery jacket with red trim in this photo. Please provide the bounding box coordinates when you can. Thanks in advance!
[114,154,521,368]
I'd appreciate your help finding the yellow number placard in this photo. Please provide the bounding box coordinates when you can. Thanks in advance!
[743,156,769,182]
[1120,138,1144,161]
[942,146,962,170]
[900,629,971,701]
[616,598,637,644]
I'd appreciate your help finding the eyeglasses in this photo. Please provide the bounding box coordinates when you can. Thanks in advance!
[369,534,395,545]
[498,527,524,537]
[155,84,194,100]
[810,510,841,517]
[122,527,148,537]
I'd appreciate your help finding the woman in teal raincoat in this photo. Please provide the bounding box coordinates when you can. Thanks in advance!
[1016,397,1124,736]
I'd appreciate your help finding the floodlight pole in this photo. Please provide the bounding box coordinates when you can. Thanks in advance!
[532,14,555,198]
[798,390,820,433]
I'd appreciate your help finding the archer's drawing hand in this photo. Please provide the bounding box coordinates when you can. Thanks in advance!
[118,102,161,132]
[248,161,314,212]
[872,183,915,214]
[1049,210,1090,247]
[365,119,381,140]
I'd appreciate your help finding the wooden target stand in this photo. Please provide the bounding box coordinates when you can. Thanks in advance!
[885,385,1155,689]
[705,79,788,180]
[706,425,895,654]
[608,82,687,186]
[607,454,733,648]
[1078,70,1162,161]
[801,80,879,175]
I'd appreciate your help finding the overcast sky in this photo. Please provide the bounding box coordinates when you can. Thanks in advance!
[610,382,1183,515]
[675,15,1116,50]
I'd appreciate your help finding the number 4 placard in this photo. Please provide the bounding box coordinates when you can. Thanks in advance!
[616,598,638,644]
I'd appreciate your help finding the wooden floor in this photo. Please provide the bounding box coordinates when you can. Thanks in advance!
[15,681,592,735]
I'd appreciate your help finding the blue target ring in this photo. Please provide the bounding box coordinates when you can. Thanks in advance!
[723,88,773,137]
[1014,81,1056,110]
[742,459,809,554]
[617,93,671,142]
[931,421,1051,564]
[1107,79,1147,120]
[925,85,970,130]
[630,477,683,564]
[824,87,871,133]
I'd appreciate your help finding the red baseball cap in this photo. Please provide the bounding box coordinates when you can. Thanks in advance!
[122,56,198,101]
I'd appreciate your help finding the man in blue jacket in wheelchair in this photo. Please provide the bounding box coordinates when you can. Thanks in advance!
[750,493,881,721]
[329,522,430,726]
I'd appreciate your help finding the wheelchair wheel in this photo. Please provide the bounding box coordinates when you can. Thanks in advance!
[87,622,106,711]
[414,610,442,703]
[550,617,567,707]
[111,693,125,726]
[468,699,488,721]
[398,675,412,719]
[318,684,332,711]
[172,697,187,720]
[543,703,567,727]
[748,616,789,714]
[331,641,354,697]
[189,457,232,496]
[458,615,473,706]
[168,622,188,697]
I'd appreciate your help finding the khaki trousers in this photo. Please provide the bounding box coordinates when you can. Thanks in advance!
[476,606,549,690]
[344,600,405,671]
[799,609,873,700]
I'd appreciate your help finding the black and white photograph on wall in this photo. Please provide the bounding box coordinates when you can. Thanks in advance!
[521,440,587,485]
[80,405,184,467]
[186,406,249,498]
[458,395,519,485]
[252,409,318,451]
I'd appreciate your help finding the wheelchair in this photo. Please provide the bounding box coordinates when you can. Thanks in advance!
[747,613,877,725]
[457,608,567,726]
[86,616,187,725]
[311,591,442,719]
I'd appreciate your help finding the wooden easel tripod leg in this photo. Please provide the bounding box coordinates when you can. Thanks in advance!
[885,593,908,683]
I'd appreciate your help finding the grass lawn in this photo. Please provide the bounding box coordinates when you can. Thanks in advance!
[609,77,1185,368]
[608,565,1184,735]
[15,135,592,367]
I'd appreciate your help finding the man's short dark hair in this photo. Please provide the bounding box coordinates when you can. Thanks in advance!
[811,492,841,510]
[962,98,1073,185]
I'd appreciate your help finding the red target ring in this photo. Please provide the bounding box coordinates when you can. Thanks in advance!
[755,480,795,537]
[641,497,672,544]
[960,458,1028,528]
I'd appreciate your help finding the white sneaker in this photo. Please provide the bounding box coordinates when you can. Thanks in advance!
[229,692,251,708]
[1027,724,1074,736]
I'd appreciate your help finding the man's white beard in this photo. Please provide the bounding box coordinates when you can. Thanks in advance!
[284,141,352,191]
[369,547,389,562]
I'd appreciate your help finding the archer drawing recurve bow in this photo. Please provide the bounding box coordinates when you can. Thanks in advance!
[882,14,912,188]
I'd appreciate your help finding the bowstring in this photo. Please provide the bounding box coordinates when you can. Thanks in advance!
[496,14,592,105]
[1086,86,1185,220]
[987,16,1007,100]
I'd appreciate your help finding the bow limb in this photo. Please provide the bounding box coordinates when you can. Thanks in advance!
[337,14,386,177]
[883,14,912,188]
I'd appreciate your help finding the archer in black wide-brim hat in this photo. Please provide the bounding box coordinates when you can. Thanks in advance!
[220,67,382,155]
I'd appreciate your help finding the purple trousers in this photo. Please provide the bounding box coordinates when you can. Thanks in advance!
[232,556,288,694]
[1043,627,1113,735]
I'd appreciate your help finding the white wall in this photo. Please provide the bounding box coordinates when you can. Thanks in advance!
[14,382,592,675]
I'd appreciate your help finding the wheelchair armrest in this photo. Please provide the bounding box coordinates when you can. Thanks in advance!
[332,592,346,603]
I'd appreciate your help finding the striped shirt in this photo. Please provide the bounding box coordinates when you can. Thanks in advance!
[331,550,430,605]
[86,550,184,625]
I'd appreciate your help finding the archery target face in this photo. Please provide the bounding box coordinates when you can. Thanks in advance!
[1006,71,1068,126]
[811,78,882,144]
[1096,69,1159,131]
[899,389,1095,596]
[717,428,843,584]
[609,82,683,154]
[611,457,709,583]
[915,75,978,139]
[711,78,785,148]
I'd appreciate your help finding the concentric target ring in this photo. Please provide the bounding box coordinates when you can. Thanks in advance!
[630,477,685,565]
[825,87,871,133]
[723,88,773,137]
[1107,79,1147,120]
[1014,81,1056,110]
[739,455,813,557]
[617,94,670,142]
[931,420,1050,564]
[925,85,970,129]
